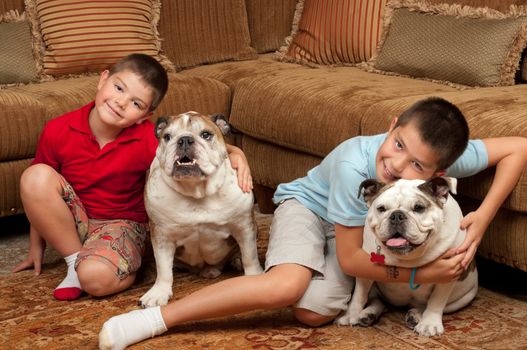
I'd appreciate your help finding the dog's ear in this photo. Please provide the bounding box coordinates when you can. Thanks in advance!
[418,176,456,207]
[210,114,231,136]
[154,116,168,139]
[359,179,384,206]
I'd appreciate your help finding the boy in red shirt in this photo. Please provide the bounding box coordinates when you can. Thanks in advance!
[12,54,252,301]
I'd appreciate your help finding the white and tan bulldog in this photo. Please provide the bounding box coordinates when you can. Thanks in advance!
[336,177,478,336]
[140,111,263,308]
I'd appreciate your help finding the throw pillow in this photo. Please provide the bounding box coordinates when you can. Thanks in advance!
[157,0,258,70]
[365,0,527,87]
[0,10,38,86]
[24,0,174,77]
[276,0,387,66]
[245,0,297,54]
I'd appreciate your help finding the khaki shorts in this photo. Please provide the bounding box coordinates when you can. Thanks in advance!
[58,176,148,280]
[265,199,355,316]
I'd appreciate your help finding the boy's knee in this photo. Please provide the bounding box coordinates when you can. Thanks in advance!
[20,164,57,194]
[262,275,309,308]
[293,307,336,327]
[77,260,125,297]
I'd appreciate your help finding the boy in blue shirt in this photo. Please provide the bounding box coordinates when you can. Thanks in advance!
[99,97,527,349]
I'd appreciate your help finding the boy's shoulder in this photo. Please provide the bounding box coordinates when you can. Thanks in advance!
[331,133,386,159]
[45,102,93,130]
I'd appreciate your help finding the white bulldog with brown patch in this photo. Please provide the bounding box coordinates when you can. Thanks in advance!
[336,177,478,337]
[140,111,263,308]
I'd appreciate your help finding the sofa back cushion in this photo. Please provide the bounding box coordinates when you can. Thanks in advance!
[0,0,24,13]
[245,0,297,53]
[159,0,257,70]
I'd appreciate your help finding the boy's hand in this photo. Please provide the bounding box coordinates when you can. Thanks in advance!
[228,146,253,193]
[12,235,46,275]
[456,210,490,270]
[417,250,464,284]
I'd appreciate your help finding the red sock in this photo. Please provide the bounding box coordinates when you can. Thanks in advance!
[53,287,82,301]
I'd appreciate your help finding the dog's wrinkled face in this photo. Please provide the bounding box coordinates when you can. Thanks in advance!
[360,177,456,258]
[154,111,230,180]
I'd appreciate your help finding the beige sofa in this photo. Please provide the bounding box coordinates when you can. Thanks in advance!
[1,0,526,273]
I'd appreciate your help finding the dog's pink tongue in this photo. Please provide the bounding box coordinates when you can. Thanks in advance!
[386,237,408,247]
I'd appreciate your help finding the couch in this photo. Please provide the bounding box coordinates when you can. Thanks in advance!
[1,0,526,273]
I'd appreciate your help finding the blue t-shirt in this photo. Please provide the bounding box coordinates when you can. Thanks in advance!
[273,133,488,226]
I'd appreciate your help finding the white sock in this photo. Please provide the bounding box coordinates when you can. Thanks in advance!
[99,306,168,350]
[53,252,82,300]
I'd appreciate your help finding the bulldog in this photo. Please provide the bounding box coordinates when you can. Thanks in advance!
[335,177,478,337]
[140,111,263,308]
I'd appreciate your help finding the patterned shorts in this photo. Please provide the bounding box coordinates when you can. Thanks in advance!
[58,176,149,280]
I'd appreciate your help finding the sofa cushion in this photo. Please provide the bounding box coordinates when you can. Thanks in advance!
[245,0,297,53]
[25,0,174,77]
[155,74,232,120]
[360,84,527,213]
[276,0,387,66]
[366,1,527,87]
[0,89,46,161]
[158,0,257,70]
[0,159,32,217]
[180,54,305,89]
[0,10,38,86]
[229,66,456,158]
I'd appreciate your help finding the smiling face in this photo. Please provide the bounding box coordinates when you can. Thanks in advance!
[376,120,443,184]
[92,69,154,132]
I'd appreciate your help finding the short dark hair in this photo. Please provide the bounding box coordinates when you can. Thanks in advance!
[394,97,469,170]
[109,53,169,111]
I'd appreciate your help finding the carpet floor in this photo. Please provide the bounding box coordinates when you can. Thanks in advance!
[1,209,527,350]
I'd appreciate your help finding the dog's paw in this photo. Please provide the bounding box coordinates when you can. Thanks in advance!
[357,312,378,327]
[414,314,444,337]
[334,310,361,327]
[139,284,173,308]
[405,308,422,329]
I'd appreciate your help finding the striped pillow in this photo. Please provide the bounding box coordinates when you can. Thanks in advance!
[277,0,387,65]
[25,0,174,77]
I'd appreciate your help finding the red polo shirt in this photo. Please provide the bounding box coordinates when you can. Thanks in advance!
[33,101,158,222]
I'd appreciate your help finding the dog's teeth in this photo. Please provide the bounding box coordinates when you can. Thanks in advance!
[191,160,196,165]
[176,160,182,165]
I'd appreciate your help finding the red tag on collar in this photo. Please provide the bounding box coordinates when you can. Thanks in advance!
[370,252,385,265]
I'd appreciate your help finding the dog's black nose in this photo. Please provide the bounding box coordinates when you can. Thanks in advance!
[390,210,406,224]
[178,136,194,149]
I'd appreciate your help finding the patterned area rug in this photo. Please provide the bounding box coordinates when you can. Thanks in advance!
[1,210,527,350]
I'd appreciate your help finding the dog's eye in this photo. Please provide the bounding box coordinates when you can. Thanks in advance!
[413,204,426,213]
[377,205,386,213]
[201,131,213,140]
[163,133,172,142]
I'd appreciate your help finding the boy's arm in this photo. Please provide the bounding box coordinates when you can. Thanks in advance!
[226,144,253,193]
[335,224,464,284]
[457,136,527,268]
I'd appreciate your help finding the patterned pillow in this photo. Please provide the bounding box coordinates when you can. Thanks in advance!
[364,0,527,87]
[24,0,174,77]
[276,0,387,65]
[0,10,38,86]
